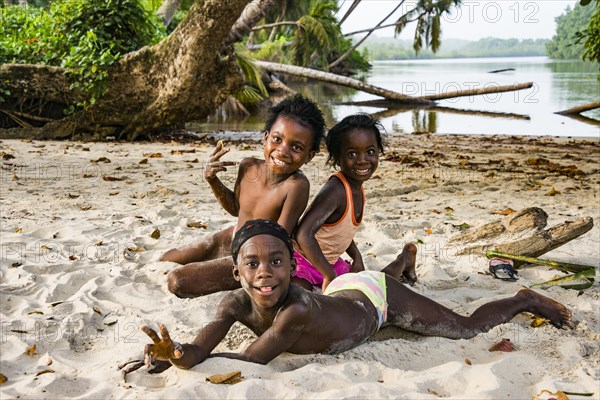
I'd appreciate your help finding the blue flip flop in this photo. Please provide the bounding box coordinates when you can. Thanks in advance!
[488,257,518,281]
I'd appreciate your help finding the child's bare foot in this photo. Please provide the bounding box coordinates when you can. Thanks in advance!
[516,288,573,329]
[382,243,418,285]
[399,243,418,286]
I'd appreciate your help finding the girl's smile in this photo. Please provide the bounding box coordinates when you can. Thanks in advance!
[338,128,379,186]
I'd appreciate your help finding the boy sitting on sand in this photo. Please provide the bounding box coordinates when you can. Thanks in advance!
[128,219,572,371]
[159,95,325,297]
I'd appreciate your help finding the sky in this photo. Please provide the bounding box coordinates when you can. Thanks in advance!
[338,0,578,41]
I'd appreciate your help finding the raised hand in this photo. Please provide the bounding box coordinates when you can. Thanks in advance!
[204,140,237,181]
[142,324,183,368]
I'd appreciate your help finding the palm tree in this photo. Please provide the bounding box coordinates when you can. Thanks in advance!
[396,0,462,54]
[337,0,361,24]
[291,0,341,68]
[155,0,183,26]
[330,0,462,69]
[328,1,403,69]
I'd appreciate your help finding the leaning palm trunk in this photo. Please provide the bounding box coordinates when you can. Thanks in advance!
[156,0,184,27]
[255,61,433,105]
[1,0,252,140]
[227,0,277,45]
[329,2,403,70]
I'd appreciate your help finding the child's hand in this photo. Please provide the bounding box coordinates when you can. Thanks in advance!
[142,324,184,368]
[204,140,237,181]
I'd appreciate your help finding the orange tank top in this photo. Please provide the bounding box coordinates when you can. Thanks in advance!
[303,171,365,264]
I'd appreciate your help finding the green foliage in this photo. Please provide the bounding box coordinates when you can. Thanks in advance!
[0,5,55,64]
[575,0,600,67]
[396,0,462,55]
[291,0,341,68]
[254,36,293,64]
[330,38,371,73]
[0,0,165,108]
[138,0,195,34]
[235,49,269,103]
[546,3,595,59]
[138,0,162,13]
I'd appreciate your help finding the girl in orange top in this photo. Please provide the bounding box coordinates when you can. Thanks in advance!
[293,114,417,292]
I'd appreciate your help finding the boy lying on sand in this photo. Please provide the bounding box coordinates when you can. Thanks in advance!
[125,219,572,372]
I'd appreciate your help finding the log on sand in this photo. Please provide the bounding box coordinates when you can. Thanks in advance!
[448,207,548,245]
[453,216,594,258]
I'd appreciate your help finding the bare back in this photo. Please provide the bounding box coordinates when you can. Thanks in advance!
[228,284,379,355]
[235,158,310,233]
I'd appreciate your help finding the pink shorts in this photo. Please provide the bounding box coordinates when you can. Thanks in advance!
[293,251,351,286]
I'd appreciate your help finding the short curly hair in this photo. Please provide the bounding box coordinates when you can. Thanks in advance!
[325,113,385,166]
[263,94,326,153]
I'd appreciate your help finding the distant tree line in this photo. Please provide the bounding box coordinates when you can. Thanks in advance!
[364,37,549,60]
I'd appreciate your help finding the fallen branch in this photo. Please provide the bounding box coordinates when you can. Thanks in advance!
[485,250,595,273]
[555,101,600,116]
[530,268,595,290]
[488,68,515,73]
[421,82,533,101]
[348,101,531,121]
[558,113,600,127]
[335,83,534,107]
[255,61,434,105]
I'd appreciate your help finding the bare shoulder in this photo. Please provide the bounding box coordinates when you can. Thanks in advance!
[237,157,262,182]
[218,289,252,319]
[277,286,314,323]
[284,170,310,189]
[239,157,261,170]
[316,174,345,199]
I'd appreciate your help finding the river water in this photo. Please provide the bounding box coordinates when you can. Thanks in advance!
[192,56,599,138]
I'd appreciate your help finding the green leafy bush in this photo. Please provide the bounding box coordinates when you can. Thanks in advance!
[0,0,166,107]
[546,3,595,59]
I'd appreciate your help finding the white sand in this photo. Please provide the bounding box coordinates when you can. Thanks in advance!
[1,135,598,399]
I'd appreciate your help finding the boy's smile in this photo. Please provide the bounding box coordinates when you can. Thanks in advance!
[234,234,296,309]
[263,116,315,176]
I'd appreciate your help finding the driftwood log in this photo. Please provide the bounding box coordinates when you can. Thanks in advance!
[555,101,600,116]
[447,208,594,259]
[448,207,548,245]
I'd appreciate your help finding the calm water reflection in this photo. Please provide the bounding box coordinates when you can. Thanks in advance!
[190,57,599,138]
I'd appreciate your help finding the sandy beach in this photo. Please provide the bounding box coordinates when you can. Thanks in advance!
[1,134,598,399]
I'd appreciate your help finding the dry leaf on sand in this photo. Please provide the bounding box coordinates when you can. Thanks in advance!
[488,338,514,352]
[206,371,243,384]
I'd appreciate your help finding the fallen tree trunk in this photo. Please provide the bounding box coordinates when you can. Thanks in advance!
[457,217,594,258]
[555,101,600,116]
[255,61,435,105]
[1,0,252,140]
[421,82,534,101]
[345,100,531,121]
[558,112,600,128]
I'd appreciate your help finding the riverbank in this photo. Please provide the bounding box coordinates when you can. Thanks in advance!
[1,134,598,399]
